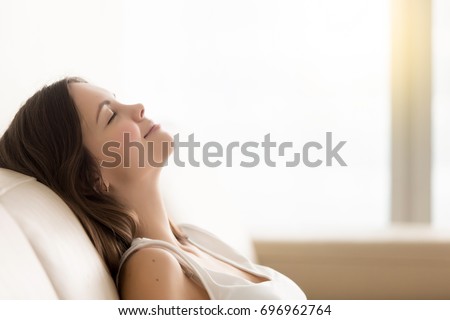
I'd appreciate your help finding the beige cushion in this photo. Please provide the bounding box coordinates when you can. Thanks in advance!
[0,203,57,299]
[0,168,118,299]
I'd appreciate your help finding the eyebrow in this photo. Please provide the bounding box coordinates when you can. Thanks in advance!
[96,100,111,124]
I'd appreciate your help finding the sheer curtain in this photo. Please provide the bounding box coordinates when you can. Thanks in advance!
[432,0,450,228]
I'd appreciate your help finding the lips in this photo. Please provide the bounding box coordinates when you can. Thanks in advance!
[144,124,154,138]
[144,123,159,138]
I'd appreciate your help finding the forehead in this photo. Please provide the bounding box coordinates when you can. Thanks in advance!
[68,82,113,124]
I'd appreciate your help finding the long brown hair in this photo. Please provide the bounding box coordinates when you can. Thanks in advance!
[0,77,187,280]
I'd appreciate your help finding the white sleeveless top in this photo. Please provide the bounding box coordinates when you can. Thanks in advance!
[116,224,307,300]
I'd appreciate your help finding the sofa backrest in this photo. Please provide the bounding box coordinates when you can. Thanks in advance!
[0,168,118,299]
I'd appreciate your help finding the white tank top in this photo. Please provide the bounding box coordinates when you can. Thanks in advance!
[116,224,307,300]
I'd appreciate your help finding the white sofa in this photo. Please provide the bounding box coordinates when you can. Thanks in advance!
[0,168,118,299]
[0,167,255,299]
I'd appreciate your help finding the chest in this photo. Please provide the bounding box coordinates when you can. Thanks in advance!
[187,245,270,284]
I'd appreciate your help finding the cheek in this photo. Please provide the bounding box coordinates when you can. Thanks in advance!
[101,123,143,166]
[86,124,141,162]
[110,123,141,142]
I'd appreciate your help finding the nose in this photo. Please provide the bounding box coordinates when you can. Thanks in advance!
[131,103,145,121]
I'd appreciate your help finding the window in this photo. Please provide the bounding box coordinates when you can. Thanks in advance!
[432,0,450,227]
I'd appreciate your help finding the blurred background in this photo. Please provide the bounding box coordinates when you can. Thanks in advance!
[0,0,449,299]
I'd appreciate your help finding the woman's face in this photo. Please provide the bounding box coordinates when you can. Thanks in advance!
[68,82,173,186]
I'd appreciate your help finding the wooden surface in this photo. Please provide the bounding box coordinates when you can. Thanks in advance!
[254,235,450,299]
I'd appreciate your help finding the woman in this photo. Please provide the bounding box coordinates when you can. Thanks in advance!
[0,77,307,300]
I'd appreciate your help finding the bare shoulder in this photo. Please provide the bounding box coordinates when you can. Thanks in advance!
[118,247,209,300]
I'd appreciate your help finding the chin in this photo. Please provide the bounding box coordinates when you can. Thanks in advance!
[148,142,173,169]
[160,129,174,157]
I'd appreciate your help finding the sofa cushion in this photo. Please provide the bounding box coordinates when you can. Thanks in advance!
[0,168,118,299]
[0,203,58,299]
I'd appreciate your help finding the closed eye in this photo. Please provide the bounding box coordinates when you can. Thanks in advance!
[107,112,117,125]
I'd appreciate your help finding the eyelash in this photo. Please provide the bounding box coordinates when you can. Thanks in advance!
[107,112,117,125]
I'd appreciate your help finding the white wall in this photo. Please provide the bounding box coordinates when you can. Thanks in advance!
[0,0,122,134]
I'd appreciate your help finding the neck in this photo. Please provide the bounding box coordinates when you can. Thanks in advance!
[111,172,180,247]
